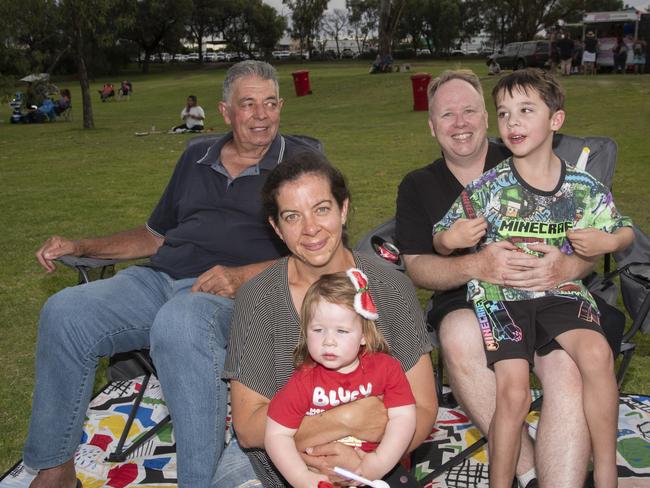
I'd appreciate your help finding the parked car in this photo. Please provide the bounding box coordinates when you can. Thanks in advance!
[340,48,356,59]
[451,49,465,56]
[185,52,200,62]
[492,40,550,70]
[203,52,217,62]
[272,50,291,60]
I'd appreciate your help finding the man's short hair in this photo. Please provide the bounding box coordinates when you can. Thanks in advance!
[491,68,565,114]
[222,60,279,104]
[427,69,484,114]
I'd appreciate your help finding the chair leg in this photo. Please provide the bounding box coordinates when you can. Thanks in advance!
[616,344,636,389]
[436,352,444,406]
[105,373,172,462]
[418,395,543,485]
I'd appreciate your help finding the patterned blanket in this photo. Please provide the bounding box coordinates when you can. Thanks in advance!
[2,377,649,487]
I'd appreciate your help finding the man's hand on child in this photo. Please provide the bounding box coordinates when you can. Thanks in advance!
[302,443,362,484]
[445,217,487,250]
[567,228,614,257]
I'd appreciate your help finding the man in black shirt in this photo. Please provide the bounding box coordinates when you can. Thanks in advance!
[396,70,608,487]
[557,32,576,76]
[25,61,316,488]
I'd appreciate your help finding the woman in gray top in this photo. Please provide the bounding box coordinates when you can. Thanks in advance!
[223,151,437,486]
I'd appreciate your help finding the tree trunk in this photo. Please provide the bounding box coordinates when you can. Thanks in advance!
[142,52,151,74]
[197,33,204,64]
[73,25,94,129]
[378,0,406,57]
[46,47,69,75]
[378,0,391,57]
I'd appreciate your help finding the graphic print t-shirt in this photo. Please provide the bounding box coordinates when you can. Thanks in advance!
[267,352,415,429]
[433,158,632,305]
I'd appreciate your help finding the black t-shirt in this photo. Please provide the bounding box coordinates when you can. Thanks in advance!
[557,38,575,60]
[585,38,598,53]
[147,133,316,279]
[395,141,510,256]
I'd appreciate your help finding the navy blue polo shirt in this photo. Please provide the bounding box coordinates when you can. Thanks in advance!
[146,133,314,279]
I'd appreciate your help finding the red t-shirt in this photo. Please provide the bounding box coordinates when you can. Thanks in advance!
[268,352,415,429]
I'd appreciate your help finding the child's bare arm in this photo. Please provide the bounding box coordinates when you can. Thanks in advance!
[265,418,329,488]
[567,226,634,258]
[433,217,487,256]
[356,404,416,481]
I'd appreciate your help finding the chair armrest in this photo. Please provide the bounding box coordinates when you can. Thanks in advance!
[56,255,133,284]
[56,255,127,269]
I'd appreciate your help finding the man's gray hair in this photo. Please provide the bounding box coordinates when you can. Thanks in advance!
[222,60,279,103]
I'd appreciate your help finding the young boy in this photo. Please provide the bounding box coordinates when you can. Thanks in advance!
[432,68,633,488]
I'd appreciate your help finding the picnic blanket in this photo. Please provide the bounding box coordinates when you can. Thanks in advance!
[2,377,649,487]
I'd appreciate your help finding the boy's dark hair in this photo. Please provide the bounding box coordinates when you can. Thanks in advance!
[491,68,565,115]
[188,95,197,103]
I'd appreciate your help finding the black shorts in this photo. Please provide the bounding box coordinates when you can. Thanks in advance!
[426,286,473,332]
[476,296,606,367]
[428,288,624,356]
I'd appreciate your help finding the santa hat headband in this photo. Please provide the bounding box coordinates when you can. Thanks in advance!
[346,268,379,321]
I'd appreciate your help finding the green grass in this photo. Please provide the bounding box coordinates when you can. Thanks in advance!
[1,60,649,472]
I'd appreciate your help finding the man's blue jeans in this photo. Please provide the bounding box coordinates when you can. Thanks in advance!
[23,265,258,487]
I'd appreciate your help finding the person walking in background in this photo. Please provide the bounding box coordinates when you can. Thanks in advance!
[582,31,599,75]
[632,39,646,74]
[572,39,583,74]
[557,32,575,76]
[171,95,205,132]
[613,36,628,74]
[549,31,560,75]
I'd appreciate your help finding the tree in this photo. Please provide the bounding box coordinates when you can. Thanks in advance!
[480,0,624,46]
[377,0,407,57]
[346,0,378,54]
[283,0,328,57]
[122,0,191,73]
[396,0,427,53]
[220,0,286,60]
[423,0,461,54]
[187,0,222,64]
[250,3,287,60]
[59,0,133,129]
[322,9,349,57]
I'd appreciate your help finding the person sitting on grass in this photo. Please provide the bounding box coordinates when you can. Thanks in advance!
[171,95,205,133]
[432,68,633,488]
[54,89,71,116]
[98,83,115,102]
[118,80,133,99]
[265,270,416,488]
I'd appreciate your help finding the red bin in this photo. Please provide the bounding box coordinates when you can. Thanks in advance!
[410,73,431,111]
[292,70,312,97]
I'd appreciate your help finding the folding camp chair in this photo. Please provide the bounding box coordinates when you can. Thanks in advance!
[354,133,650,485]
[53,132,324,461]
[56,255,172,463]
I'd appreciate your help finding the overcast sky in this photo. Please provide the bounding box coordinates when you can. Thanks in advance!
[262,0,648,16]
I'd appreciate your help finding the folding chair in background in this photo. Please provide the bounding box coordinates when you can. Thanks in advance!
[354,133,650,485]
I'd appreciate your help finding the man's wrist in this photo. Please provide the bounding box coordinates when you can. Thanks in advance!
[74,239,88,256]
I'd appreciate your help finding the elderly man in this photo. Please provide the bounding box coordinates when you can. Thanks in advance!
[396,69,622,487]
[26,61,316,488]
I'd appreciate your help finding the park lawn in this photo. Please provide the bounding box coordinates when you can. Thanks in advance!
[0,60,649,472]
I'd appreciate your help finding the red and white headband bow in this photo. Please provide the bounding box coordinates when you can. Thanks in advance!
[346,268,379,321]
